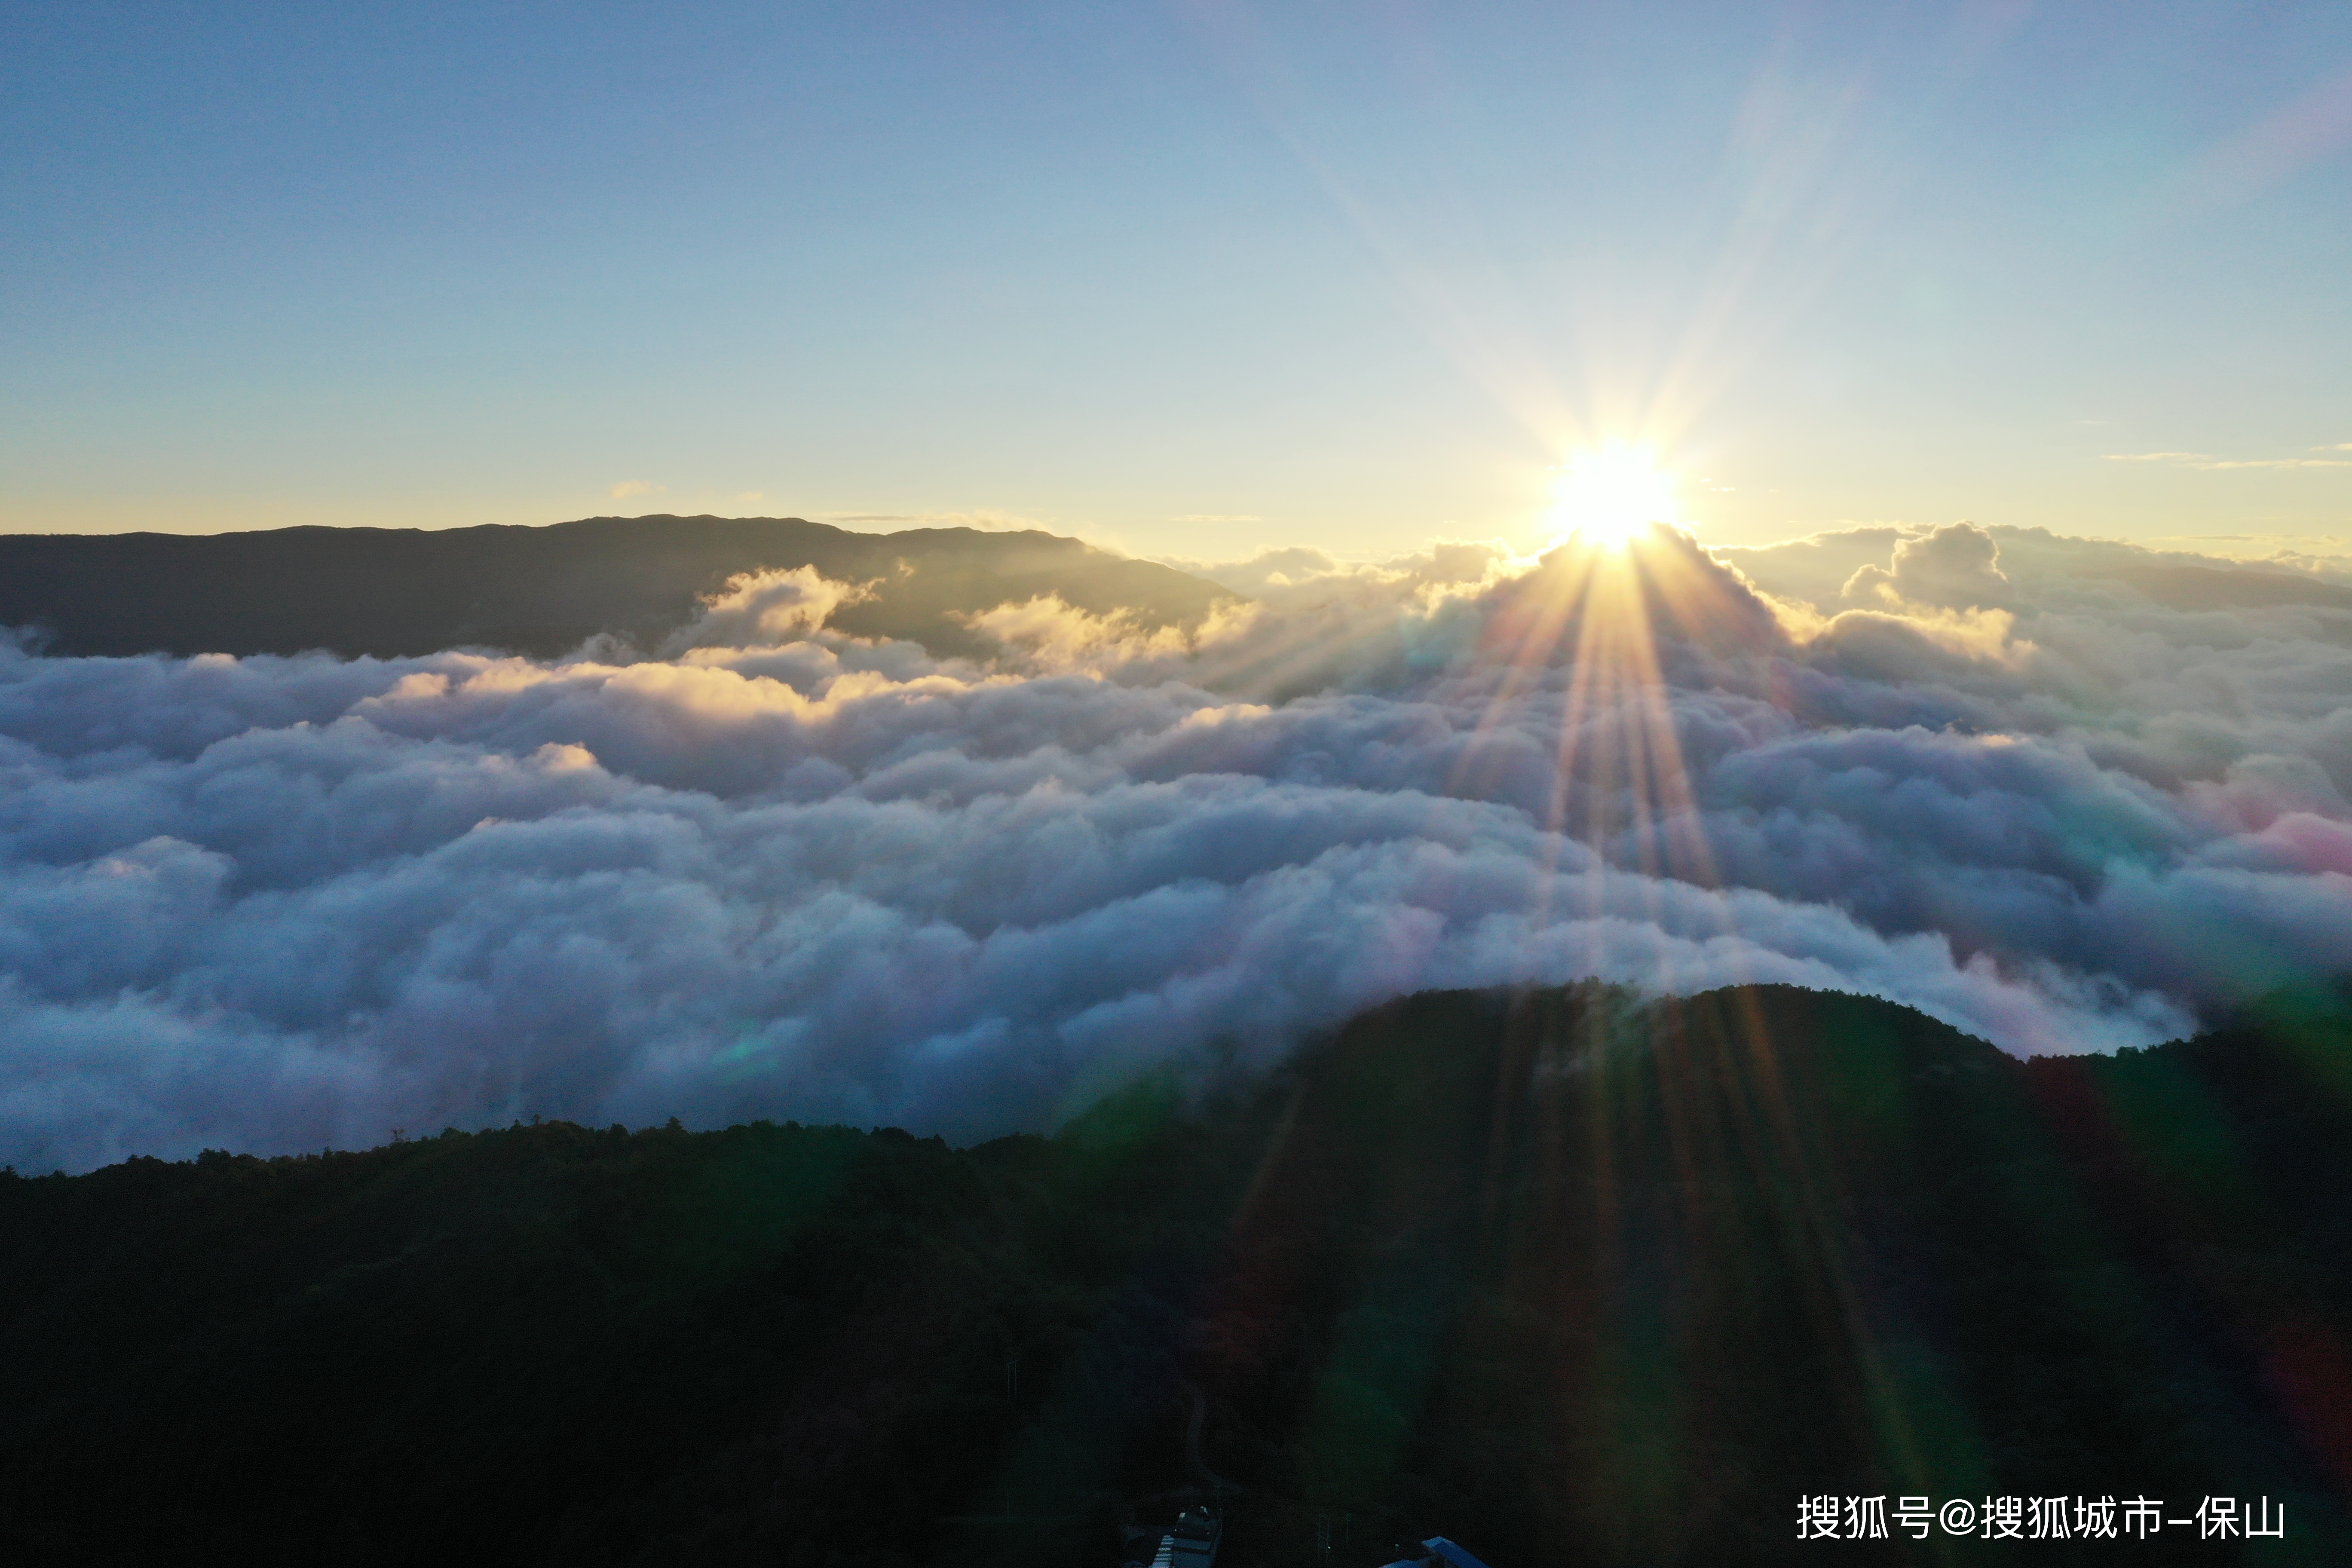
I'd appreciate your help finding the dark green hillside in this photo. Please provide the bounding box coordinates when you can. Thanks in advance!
[3,983,2349,1565]
[0,515,1232,661]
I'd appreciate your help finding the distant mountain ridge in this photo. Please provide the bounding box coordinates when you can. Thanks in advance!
[0,514,1234,661]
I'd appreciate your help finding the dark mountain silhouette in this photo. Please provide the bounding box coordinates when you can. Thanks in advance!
[4,981,2347,1565]
[0,514,1233,661]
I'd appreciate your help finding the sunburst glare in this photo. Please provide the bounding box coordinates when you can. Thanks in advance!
[1550,443,1680,549]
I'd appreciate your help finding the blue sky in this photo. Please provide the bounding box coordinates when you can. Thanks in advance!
[4,1,2348,558]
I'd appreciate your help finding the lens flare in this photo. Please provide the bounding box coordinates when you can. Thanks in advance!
[1551,444,1679,549]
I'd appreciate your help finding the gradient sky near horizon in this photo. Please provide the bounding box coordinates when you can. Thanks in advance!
[5,1,2349,560]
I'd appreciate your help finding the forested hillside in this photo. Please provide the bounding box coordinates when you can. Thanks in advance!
[3,982,2348,1565]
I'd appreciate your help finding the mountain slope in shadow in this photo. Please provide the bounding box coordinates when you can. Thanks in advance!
[2,981,2347,1565]
[0,514,1233,661]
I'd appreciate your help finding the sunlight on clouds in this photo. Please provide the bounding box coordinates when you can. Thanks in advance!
[965,594,1199,671]
[7,521,2352,1171]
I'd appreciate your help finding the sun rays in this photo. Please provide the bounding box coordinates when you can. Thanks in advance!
[1444,507,1943,1522]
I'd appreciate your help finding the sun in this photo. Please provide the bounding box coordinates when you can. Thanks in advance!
[1550,443,1678,549]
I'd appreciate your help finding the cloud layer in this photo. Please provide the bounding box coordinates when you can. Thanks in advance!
[5,524,2350,1171]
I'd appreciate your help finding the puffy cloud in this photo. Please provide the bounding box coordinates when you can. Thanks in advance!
[660,567,875,654]
[3,520,2349,1172]
[1840,521,2014,610]
[1156,539,1524,606]
[1727,522,2343,609]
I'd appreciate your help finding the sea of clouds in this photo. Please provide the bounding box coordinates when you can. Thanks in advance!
[5,522,2350,1171]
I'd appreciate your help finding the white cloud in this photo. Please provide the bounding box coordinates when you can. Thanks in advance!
[1839,521,2013,610]
[2104,450,2352,470]
[2200,458,2352,470]
[3,522,2349,1172]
